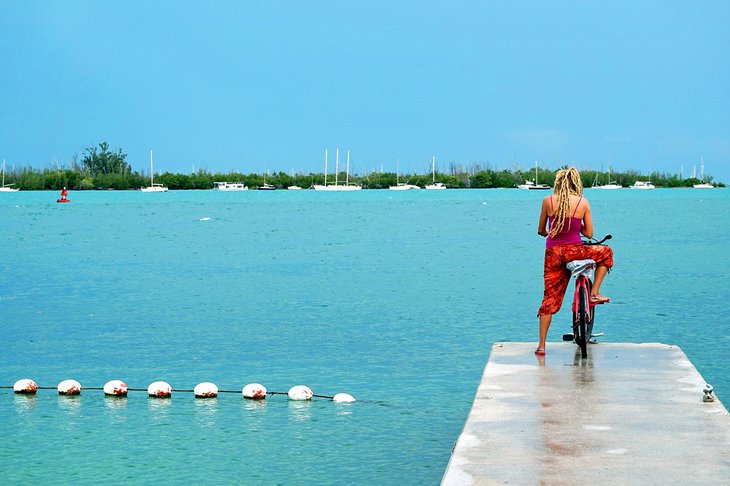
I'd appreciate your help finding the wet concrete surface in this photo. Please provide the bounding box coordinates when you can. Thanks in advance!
[442,342,730,485]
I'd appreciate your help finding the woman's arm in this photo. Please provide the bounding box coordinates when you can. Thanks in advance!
[581,200,594,238]
[537,197,549,237]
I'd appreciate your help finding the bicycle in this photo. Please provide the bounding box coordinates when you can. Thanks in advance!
[562,234,612,358]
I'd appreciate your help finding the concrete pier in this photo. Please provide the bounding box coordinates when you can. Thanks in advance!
[442,343,730,485]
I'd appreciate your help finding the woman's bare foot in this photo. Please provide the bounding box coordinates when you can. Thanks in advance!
[590,293,610,304]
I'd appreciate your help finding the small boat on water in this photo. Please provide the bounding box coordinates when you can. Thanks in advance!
[389,183,420,191]
[424,157,446,190]
[631,181,656,190]
[214,182,248,191]
[389,159,420,190]
[693,157,714,189]
[140,150,168,192]
[257,170,277,190]
[518,163,550,190]
[313,149,363,191]
[592,169,622,189]
[517,180,550,190]
[0,159,19,192]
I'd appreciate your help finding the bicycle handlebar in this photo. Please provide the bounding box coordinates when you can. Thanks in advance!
[583,234,612,245]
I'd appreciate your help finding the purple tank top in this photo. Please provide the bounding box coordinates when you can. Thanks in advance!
[546,196,583,248]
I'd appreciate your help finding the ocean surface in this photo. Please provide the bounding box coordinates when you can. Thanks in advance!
[1,188,728,484]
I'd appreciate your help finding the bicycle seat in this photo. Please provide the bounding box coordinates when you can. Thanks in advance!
[566,259,595,277]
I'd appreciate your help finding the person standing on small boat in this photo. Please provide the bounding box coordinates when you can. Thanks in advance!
[535,167,614,356]
[60,186,68,201]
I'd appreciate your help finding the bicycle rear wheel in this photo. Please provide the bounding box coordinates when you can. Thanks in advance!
[577,286,589,358]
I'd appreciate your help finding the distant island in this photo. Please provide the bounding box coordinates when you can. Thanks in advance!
[1,142,723,190]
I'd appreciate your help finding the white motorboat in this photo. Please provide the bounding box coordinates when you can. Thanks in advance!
[287,185,303,190]
[517,180,550,190]
[1,159,19,192]
[518,162,550,190]
[630,181,655,190]
[389,183,420,191]
[313,149,362,191]
[214,182,248,191]
[424,157,446,190]
[141,150,168,192]
[594,182,623,190]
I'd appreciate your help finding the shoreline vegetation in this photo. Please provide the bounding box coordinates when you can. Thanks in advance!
[1,142,724,191]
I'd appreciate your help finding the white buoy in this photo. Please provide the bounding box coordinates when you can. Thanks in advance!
[288,385,313,401]
[242,383,267,399]
[13,379,38,395]
[57,379,82,395]
[194,382,218,398]
[147,381,172,398]
[103,380,128,397]
[332,393,356,403]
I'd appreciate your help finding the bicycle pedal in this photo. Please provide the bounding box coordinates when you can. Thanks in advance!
[562,333,574,341]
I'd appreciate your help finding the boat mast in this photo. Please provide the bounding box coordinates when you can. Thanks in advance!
[324,149,328,187]
[432,156,436,183]
[150,150,154,186]
[335,149,340,186]
[700,156,705,181]
[346,150,350,186]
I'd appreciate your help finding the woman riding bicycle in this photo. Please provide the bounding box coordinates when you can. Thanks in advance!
[535,167,613,356]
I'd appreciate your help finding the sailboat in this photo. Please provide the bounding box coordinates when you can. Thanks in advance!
[287,168,302,190]
[592,168,622,189]
[0,160,19,192]
[312,149,362,191]
[424,157,446,190]
[140,150,168,192]
[517,162,550,190]
[257,169,276,190]
[693,157,714,189]
[389,159,420,190]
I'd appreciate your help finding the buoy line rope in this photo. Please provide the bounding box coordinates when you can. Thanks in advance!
[3,380,356,403]
[1,385,336,398]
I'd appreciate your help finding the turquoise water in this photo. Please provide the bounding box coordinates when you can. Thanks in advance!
[2,188,729,484]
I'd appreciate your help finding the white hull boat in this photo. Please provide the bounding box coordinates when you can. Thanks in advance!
[592,169,622,189]
[424,157,446,190]
[1,160,19,192]
[215,182,248,191]
[630,181,655,190]
[313,149,362,191]
[518,162,550,190]
[693,157,714,188]
[141,150,168,192]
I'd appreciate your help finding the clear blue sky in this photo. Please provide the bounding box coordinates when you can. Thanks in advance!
[1,1,728,181]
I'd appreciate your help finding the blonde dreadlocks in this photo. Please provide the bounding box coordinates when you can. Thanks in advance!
[548,167,584,238]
